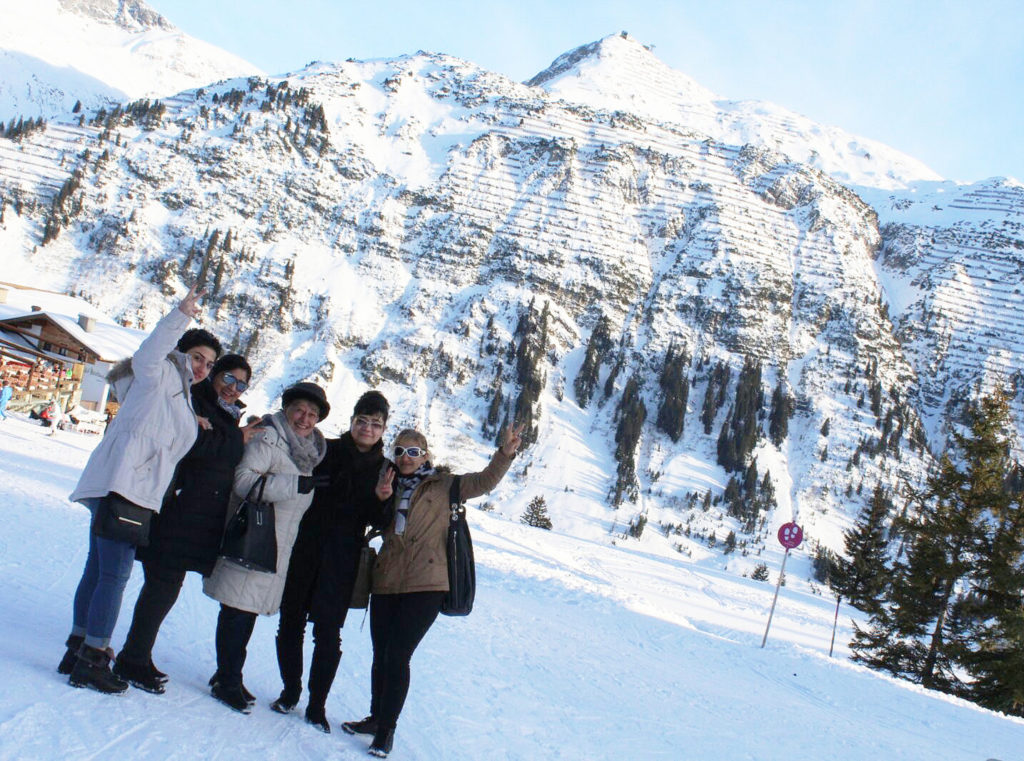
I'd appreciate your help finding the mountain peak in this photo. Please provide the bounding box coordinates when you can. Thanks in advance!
[58,0,173,32]
[0,0,259,123]
[526,33,717,106]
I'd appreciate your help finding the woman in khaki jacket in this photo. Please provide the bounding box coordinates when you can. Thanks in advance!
[342,424,523,758]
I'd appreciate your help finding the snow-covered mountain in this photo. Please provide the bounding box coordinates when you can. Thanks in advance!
[528,34,943,190]
[0,0,259,123]
[0,29,1022,577]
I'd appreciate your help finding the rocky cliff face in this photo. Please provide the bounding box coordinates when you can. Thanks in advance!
[0,34,1021,568]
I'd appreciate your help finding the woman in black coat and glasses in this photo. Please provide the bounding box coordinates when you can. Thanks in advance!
[113,354,263,693]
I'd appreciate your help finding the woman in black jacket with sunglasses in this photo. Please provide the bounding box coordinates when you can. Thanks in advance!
[113,354,263,693]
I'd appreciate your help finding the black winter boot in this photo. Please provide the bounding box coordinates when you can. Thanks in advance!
[368,727,395,757]
[57,635,84,675]
[113,655,166,694]
[341,715,378,736]
[148,659,168,683]
[211,682,252,714]
[209,671,255,705]
[305,703,331,733]
[270,687,300,714]
[69,644,128,694]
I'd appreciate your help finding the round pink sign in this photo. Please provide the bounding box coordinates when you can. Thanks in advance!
[777,522,803,549]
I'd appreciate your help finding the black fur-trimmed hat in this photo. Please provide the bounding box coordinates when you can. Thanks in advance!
[281,381,330,420]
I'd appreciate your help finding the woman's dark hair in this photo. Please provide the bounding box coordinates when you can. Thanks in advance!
[211,353,252,382]
[176,328,222,357]
[353,390,389,421]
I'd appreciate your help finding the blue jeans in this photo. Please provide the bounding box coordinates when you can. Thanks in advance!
[71,498,137,649]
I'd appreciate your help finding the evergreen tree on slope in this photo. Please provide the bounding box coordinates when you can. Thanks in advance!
[834,485,893,615]
[851,389,1022,699]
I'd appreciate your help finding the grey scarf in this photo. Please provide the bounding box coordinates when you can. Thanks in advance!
[268,410,326,475]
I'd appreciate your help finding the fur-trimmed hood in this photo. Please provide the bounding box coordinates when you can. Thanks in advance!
[107,351,191,402]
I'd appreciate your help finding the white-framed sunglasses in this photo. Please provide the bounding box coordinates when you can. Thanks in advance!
[394,446,427,458]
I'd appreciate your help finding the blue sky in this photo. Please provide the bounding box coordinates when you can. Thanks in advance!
[148,0,1023,183]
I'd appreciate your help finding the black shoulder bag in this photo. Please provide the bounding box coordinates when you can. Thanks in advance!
[441,475,475,616]
[91,492,153,547]
[219,475,278,573]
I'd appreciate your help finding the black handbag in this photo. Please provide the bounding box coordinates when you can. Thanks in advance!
[219,476,277,573]
[91,492,152,547]
[349,529,381,610]
[441,475,475,616]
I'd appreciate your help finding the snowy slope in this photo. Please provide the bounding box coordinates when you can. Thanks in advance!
[0,0,259,123]
[0,416,1021,761]
[528,35,943,190]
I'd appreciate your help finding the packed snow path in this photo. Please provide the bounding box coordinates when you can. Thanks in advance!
[0,415,1020,760]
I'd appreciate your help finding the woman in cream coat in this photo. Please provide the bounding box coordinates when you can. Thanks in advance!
[61,286,221,695]
[203,382,329,713]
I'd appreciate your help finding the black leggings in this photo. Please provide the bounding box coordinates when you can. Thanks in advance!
[120,561,187,664]
[276,601,342,708]
[369,591,445,729]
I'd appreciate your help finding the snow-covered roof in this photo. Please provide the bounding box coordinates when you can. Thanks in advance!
[0,281,146,362]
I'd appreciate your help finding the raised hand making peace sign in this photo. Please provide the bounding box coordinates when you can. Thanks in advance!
[177,284,206,320]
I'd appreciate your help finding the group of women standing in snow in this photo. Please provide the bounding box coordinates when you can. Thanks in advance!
[58,287,522,758]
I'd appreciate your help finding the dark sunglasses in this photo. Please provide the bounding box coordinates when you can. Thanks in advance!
[222,372,249,393]
[394,446,426,458]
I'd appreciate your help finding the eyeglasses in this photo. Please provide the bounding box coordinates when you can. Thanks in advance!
[222,373,249,393]
[394,446,426,458]
[353,415,384,431]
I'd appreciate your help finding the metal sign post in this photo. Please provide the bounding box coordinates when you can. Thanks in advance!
[828,594,842,657]
[761,522,803,649]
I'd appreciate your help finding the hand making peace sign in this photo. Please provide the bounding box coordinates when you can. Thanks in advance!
[178,284,206,320]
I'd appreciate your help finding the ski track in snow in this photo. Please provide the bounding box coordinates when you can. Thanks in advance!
[1,415,1022,761]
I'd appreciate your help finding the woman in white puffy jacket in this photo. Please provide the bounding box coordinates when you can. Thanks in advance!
[60,286,221,695]
[203,382,328,713]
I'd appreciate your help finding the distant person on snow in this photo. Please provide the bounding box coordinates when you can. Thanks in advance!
[113,354,262,694]
[202,382,329,714]
[39,399,59,428]
[0,380,12,420]
[58,286,221,694]
[341,422,523,758]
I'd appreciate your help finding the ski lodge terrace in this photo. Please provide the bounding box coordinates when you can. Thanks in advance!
[0,282,145,419]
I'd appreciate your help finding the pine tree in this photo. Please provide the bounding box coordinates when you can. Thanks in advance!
[656,343,689,441]
[723,530,737,554]
[833,485,893,613]
[852,389,1021,698]
[521,495,553,530]
[768,380,793,446]
[611,375,647,506]
[512,301,548,445]
[954,394,1024,714]
[700,361,731,435]
[574,316,612,407]
[717,357,762,471]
